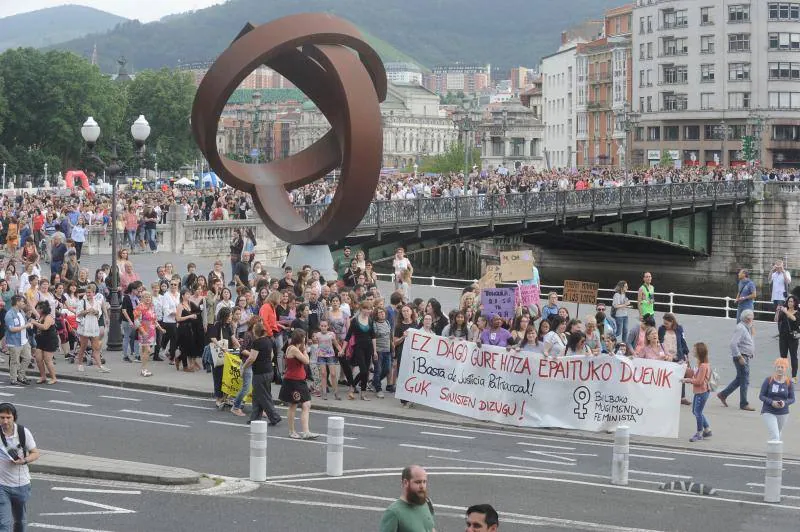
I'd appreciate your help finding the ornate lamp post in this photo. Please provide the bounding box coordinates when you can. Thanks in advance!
[81,115,151,351]
[1,163,5,190]
[616,102,640,172]
[714,120,732,168]
[458,98,478,195]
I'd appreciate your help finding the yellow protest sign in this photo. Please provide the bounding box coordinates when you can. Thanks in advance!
[221,352,252,404]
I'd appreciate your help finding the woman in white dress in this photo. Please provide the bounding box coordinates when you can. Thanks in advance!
[76,283,110,373]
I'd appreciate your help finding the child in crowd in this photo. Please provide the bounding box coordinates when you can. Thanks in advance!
[682,342,713,442]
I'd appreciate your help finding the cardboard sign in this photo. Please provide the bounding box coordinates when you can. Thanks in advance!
[500,250,534,282]
[481,288,516,319]
[478,265,502,290]
[396,330,682,438]
[563,280,599,305]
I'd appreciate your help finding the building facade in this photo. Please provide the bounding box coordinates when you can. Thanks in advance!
[289,82,458,169]
[575,4,634,167]
[541,40,581,169]
[424,64,491,95]
[632,0,800,168]
[385,62,424,85]
[479,100,545,171]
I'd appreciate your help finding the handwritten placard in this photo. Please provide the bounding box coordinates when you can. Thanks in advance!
[478,265,502,290]
[563,280,599,305]
[395,330,682,437]
[481,288,516,319]
[500,250,534,282]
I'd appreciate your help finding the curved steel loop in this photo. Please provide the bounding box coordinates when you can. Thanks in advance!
[192,14,386,244]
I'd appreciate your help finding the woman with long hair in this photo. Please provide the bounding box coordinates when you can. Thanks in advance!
[636,327,670,361]
[425,298,448,335]
[215,287,234,317]
[543,316,567,358]
[30,300,58,384]
[344,301,377,401]
[565,331,590,356]
[176,288,201,372]
[758,358,795,442]
[208,306,240,409]
[204,277,222,332]
[659,312,691,404]
[134,291,162,377]
[682,342,713,442]
[442,311,472,340]
[279,329,319,439]
[76,283,109,373]
[259,290,285,377]
[778,295,800,383]
[510,314,531,344]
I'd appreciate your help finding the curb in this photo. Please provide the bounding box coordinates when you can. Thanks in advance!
[7,370,792,462]
[31,450,201,486]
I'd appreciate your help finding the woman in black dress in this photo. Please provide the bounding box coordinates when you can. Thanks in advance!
[31,300,58,384]
[176,289,202,372]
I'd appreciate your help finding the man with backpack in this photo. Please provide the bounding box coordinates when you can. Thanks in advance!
[0,403,40,530]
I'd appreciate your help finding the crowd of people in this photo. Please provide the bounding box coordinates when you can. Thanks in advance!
[289,165,799,206]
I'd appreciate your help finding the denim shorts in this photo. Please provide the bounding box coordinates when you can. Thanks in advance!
[317,356,338,366]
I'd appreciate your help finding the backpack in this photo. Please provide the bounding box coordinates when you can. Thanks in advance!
[0,424,28,460]
[707,367,720,392]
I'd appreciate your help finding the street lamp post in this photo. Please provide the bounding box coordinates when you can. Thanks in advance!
[1,163,5,190]
[43,163,48,185]
[458,98,478,195]
[617,102,640,173]
[81,114,151,351]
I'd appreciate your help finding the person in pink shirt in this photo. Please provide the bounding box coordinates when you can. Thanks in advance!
[682,342,713,442]
[635,327,671,360]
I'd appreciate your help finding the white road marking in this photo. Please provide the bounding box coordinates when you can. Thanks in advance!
[507,456,576,466]
[48,400,91,408]
[724,463,770,470]
[517,442,576,450]
[526,451,576,463]
[173,403,211,410]
[30,524,114,532]
[37,388,71,393]
[317,434,358,441]
[746,483,800,491]
[206,421,365,449]
[39,496,135,516]
[0,392,14,397]
[119,409,171,418]
[52,487,141,494]
[628,469,691,479]
[629,454,675,461]
[15,404,189,428]
[419,431,475,439]
[345,423,383,430]
[398,443,460,453]
[98,395,141,402]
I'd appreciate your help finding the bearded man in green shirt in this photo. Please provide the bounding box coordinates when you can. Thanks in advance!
[379,465,436,532]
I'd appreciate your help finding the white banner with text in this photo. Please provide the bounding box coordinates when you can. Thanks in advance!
[396,331,682,438]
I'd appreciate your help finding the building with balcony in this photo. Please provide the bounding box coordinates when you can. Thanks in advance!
[575,4,634,167]
[424,64,491,95]
[631,0,800,168]
[478,100,545,171]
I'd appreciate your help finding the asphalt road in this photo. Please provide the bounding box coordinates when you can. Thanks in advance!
[7,380,800,531]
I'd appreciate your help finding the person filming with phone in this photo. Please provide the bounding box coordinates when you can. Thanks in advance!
[0,402,40,531]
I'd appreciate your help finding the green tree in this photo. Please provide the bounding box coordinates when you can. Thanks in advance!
[0,48,126,171]
[124,68,196,171]
[659,150,673,168]
[419,142,481,174]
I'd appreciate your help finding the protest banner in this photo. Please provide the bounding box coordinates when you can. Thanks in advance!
[395,330,682,438]
[499,250,534,282]
[481,288,516,319]
[563,280,599,305]
[221,352,252,404]
[515,284,540,311]
[478,265,502,290]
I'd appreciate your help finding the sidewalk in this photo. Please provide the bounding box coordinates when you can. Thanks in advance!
[12,356,798,461]
[32,449,201,485]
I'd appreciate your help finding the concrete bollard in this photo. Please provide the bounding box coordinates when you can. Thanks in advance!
[327,416,345,477]
[764,440,783,503]
[611,425,630,486]
[249,420,268,482]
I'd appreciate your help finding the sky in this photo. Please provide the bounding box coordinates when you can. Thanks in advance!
[0,0,227,22]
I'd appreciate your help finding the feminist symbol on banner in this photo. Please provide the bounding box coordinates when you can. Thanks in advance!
[573,386,591,419]
[191,13,387,244]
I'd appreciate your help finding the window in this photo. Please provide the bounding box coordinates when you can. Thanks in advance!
[662,9,688,29]
[647,42,653,59]
[701,93,714,109]
[729,62,750,80]
[769,32,800,50]
[769,91,800,109]
[663,37,688,56]
[729,33,751,52]
[701,35,715,53]
[769,62,800,79]
[728,5,750,22]
[647,126,660,141]
[662,92,688,111]
[639,69,645,86]
[639,16,645,33]
[647,15,653,32]
[701,64,715,82]
[773,125,800,141]
[729,92,751,109]
[634,127,644,141]
[663,65,688,84]
[646,69,652,85]
[729,125,746,140]
[664,126,679,140]
[701,6,714,24]
[684,125,701,140]
[769,3,800,21]
[647,96,653,112]
[639,96,645,113]
[640,43,646,59]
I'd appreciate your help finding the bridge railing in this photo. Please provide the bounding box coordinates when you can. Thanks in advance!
[296,180,756,231]
[372,272,775,321]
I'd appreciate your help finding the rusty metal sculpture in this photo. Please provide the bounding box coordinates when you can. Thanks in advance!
[191,13,386,244]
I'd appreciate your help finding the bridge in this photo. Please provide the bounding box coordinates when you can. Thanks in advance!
[297,180,756,254]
